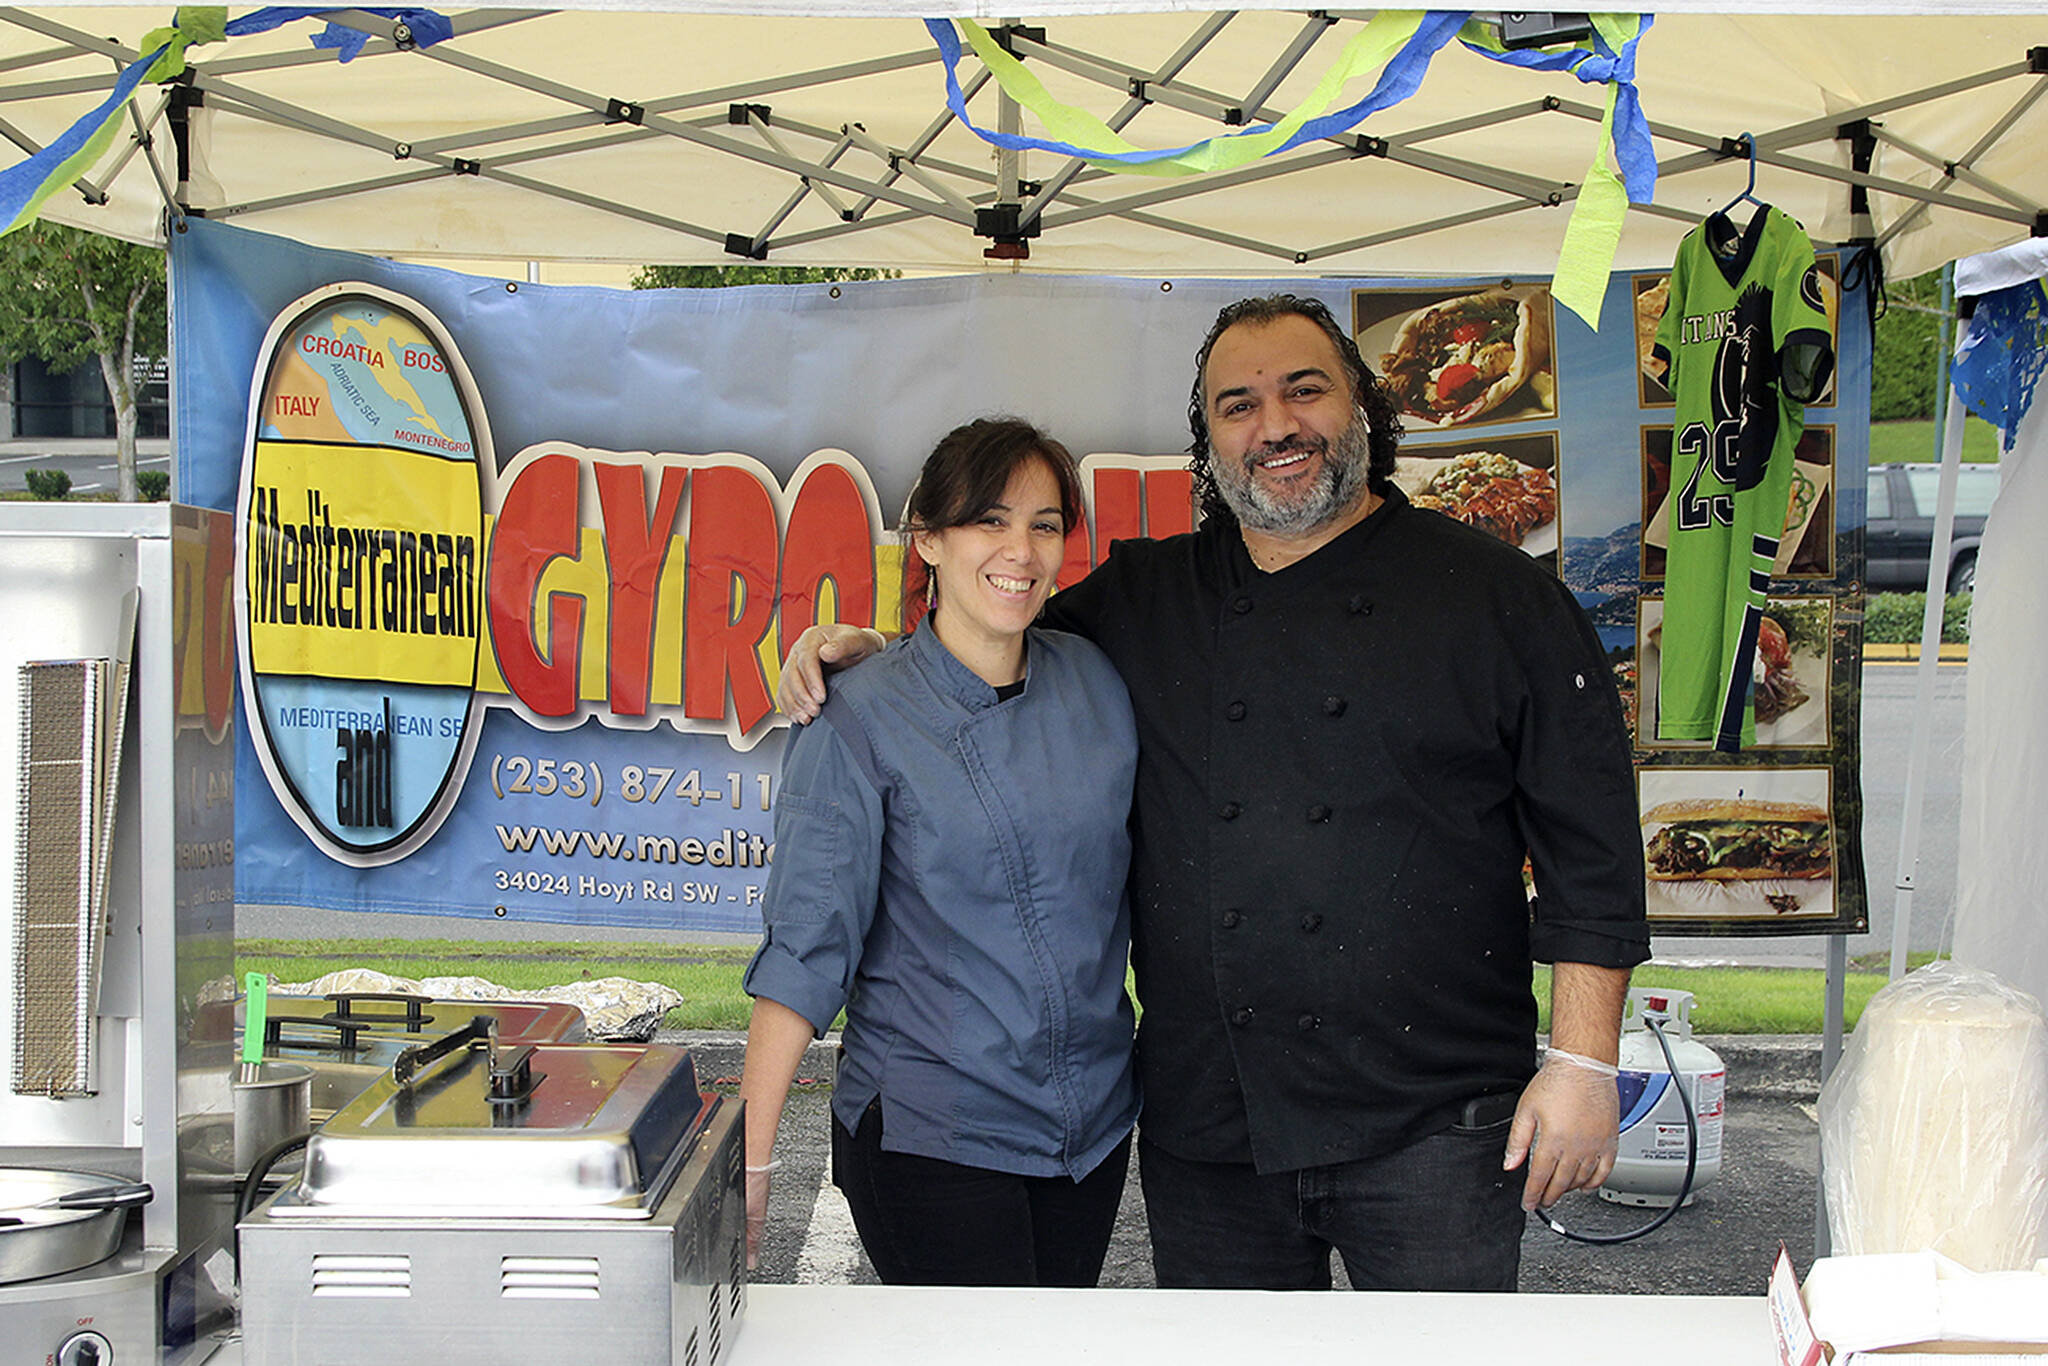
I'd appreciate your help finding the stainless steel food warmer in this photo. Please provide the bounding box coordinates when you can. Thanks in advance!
[239,1028,744,1366]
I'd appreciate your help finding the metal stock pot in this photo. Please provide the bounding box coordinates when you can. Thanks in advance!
[0,1168,152,1284]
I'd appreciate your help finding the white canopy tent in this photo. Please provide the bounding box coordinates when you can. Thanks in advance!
[0,4,2044,286]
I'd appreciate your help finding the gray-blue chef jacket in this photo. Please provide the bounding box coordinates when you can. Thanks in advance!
[1041,486,1650,1175]
[743,622,1140,1180]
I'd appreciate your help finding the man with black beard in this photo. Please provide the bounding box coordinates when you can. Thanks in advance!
[778,295,1647,1291]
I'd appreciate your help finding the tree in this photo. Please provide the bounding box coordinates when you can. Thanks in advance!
[631,264,895,290]
[0,223,167,501]
[1870,268,1947,423]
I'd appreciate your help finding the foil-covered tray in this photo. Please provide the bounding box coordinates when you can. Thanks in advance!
[276,1042,708,1220]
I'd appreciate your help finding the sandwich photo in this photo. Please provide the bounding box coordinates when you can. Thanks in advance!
[1641,797,1833,882]
[1373,288,1554,427]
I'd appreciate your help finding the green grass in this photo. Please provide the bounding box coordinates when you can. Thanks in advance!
[1869,417,2002,465]
[240,937,1935,1036]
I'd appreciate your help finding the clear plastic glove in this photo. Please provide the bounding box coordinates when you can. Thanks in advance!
[744,1160,778,1270]
[776,624,885,724]
[1503,1048,1620,1212]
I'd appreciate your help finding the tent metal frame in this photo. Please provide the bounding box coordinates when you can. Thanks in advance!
[3,6,2043,269]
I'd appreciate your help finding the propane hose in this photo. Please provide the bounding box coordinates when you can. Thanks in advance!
[1536,1016,1697,1245]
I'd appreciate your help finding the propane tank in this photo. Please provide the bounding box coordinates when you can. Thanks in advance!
[1598,987,1725,1207]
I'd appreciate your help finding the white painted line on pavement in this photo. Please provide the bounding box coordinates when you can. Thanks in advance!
[793,1174,863,1284]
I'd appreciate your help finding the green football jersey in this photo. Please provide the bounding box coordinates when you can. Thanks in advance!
[1651,205,1833,750]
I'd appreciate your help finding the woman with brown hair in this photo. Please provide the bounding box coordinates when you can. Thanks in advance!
[738,417,1138,1286]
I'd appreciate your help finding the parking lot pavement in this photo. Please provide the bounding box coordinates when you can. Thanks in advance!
[683,1032,1819,1296]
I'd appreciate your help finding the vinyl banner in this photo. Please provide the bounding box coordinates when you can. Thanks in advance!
[171,218,1871,936]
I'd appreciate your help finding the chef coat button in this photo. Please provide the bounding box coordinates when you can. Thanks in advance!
[1219,801,1242,820]
[1301,913,1323,933]
[1297,1013,1321,1031]
[1220,909,1242,929]
[1323,696,1347,717]
[1307,803,1331,823]
[1575,673,1587,689]
[1348,595,1371,615]
[1232,1007,1254,1027]
[1226,700,1247,721]
[1232,595,1254,615]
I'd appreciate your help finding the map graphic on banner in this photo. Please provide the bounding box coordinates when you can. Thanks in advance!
[171,217,1872,938]
[239,286,487,864]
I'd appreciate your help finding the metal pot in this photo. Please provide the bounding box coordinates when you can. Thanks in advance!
[0,1168,151,1285]
[235,1060,315,1172]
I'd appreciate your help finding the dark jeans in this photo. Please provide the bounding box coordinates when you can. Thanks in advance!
[1138,1116,1525,1291]
[832,1098,1132,1287]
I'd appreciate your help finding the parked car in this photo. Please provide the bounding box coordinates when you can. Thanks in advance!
[1865,462,2001,594]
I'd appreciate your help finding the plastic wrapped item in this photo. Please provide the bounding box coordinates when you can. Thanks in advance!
[1819,961,2048,1271]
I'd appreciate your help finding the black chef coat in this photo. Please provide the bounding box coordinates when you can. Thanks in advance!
[1042,485,1649,1174]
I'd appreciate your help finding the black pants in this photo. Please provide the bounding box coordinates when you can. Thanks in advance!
[831,1098,1131,1287]
[1138,1115,1525,1291]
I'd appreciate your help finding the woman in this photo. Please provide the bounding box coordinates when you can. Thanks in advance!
[738,417,1139,1287]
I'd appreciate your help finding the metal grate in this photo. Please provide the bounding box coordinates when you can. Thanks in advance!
[501,1255,601,1300]
[11,660,105,1097]
[310,1253,410,1297]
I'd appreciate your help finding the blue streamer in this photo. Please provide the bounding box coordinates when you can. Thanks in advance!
[924,12,1469,169]
[0,5,459,234]
[0,48,158,231]
[309,8,455,62]
[1459,17,1657,204]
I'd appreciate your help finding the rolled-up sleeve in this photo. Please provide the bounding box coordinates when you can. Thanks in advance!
[1513,584,1652,969]
[741,715,885,1034]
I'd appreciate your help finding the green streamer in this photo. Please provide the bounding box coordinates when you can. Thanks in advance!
[958,12,1426,178]
[1552,81,1630,330]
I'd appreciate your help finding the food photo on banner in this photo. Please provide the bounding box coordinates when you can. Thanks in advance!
[168,214,1870,938]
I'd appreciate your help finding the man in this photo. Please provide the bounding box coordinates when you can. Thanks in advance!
[778,294,1648,1291]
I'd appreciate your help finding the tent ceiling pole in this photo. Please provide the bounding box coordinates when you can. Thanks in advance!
[0,38,83,78]
[402,49,940,160]
[1238,13,1334,119]
[1876,75,2048,252]
[1013,32,1247,126]
[474,165,732,245]
[1754,147,2034,227]
[1741,56,2039,155]
[747,112,855,221]
[195,10,541,81]
[110,81,176,216]
[1310,198,1550,260]
[1022,11,1233,225]
[1012,29,1570,212]
[843,124,976,214]
[0,109,107,203]
[845,67,990,222]
[294,16,978,225]
[202,166,447,219]
[1383,143,1563,206]
[1042,142,1355,229]
[1869,126,2035,213]
[994,15,1023,204]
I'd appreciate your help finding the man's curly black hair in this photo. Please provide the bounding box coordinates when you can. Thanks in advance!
[1185,294,1404,526]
